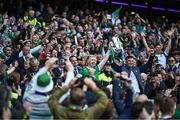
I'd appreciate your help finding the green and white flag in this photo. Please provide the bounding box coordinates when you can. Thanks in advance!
[111,6,122,25]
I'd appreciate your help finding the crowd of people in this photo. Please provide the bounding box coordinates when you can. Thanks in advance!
[0,0,180,119]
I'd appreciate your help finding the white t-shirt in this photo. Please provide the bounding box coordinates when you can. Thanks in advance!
[155,52,168,68]
[129,71,140,94]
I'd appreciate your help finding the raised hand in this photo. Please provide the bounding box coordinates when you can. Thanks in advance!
[84,77,97,91]
[148,48,155,56]
[65,59,74,72]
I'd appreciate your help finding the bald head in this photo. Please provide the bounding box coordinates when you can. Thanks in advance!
[141,73,148,83]
[29,10,35,17]
[136,94,148,103]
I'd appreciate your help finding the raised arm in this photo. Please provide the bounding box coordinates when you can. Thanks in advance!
[98,49,110,70]
[85,77,108,118]
[62,59,74,86]
[112,79,125,115]
[111,61,122,73]
[139,16,146,24]
[44,57,58,70]
[165,38,172,55]
[165,31,173,55]
[18,44,42,58]
[48,86,69,118]
[30,27,35,41]
[7,61,19,75]
[140,49,155,72]
[114,73,133,119]
[60,59,74,103]
[140,32,149,52]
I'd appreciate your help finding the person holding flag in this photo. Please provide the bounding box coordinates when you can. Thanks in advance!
[111,6,122,25]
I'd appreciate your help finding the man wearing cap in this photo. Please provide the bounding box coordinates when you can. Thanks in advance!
[98,61,114,86]
[23,57,58,119]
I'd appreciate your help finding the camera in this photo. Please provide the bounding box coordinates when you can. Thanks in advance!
[71,45,77,50]
[58,59,65,65]
[74,76,85,88]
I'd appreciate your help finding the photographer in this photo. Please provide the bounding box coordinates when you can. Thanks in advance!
[23,57,40,86]
[23,57,58,119]
[48,77,108,119]
[51,58,66,86]
[144,72,167,99]
[112,71,133,119]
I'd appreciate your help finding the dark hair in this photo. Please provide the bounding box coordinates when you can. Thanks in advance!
[126,55,135,60]
[132,101,154,119]
[175,71,180,76]
[70,87,85,105]
[159,97,176,115]
[11,98,25,119]
[132,102,144,119]
[101,87,111,98]
[69,55,77,61]
[0,85,11,119]
[155,43,161,47]
[144,101,153,115]
[149,72,158,77]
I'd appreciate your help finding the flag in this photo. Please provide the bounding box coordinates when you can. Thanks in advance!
[111,6,122,25]
[110,48,115,63]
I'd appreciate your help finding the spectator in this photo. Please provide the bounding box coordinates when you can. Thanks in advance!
[48,77,108,119]
[132,101,155,119]
[159,97,176,119]
[79,48,110,80]
[141,73,148,88]
[145,72,167,99]
[69,56,80,76]
[0,0,179,119]
[98,61,114,86]
[23,57,58,119]
[112,49,155,96]
[0,84,11,119]
[24,10,38,26]
[154,30,173,69]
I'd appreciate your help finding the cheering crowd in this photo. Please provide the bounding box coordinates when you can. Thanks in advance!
[0,0,180,119]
